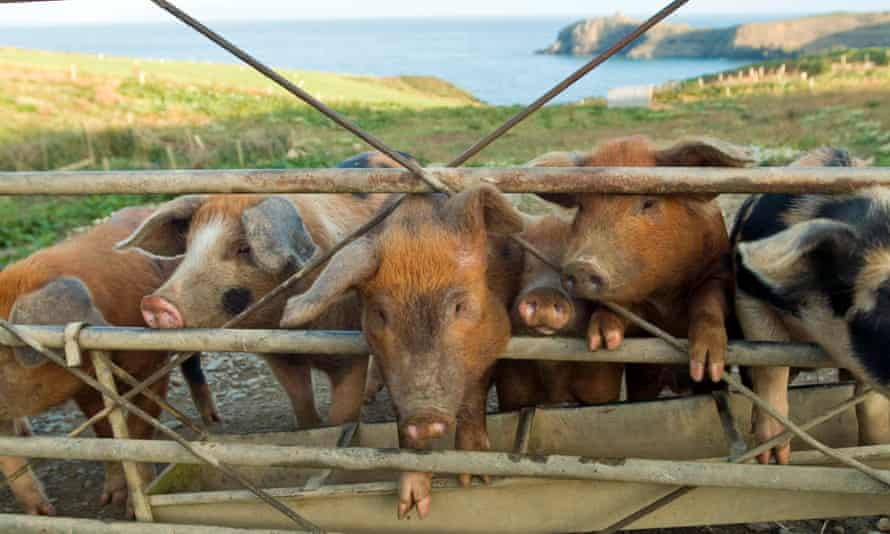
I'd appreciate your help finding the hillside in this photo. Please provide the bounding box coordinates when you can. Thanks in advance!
[1,47,889,261]
[539,12,890,59]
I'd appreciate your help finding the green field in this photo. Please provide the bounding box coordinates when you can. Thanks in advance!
[1,47,889,261]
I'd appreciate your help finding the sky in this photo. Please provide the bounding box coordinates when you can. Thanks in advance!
[0,0,888,26]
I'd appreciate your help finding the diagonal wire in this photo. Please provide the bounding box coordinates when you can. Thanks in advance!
[590,386,875,534]
[447,0,690,167]
[0,320,324,534]
[599,301,890,489]
[146,0,453,193]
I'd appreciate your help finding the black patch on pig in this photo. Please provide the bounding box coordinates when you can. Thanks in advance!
[731,194,799,244]
[850,304,890,387]
[222,287,253,316]
[242,197,317,274]
[10,277,108,368]
[733,194,807,315]
[180,355,207,386]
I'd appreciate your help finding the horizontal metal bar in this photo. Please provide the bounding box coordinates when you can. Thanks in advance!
[2,436,889,495]
[0,513,302,534]
[0,325,833,368]
[1,166,889,195]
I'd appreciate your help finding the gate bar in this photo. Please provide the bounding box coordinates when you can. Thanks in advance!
[1,436,890,496]
[2,166,890,195]
[0,326,834,368]
[0,514,305,534]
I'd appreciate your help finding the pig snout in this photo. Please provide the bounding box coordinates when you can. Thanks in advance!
[401,411,455,446]
[517,288,573,334]
[141,295,184,329]
[561,261,606,299]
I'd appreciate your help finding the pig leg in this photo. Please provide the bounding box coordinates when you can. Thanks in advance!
[587,307,630,351]
[119,362,170,503]
[263,355,321,428]
[72,390,128,508]
[326,356,369,425]
[736,293,793,464]
[456,378,493,488]
[688,278,730,383]
[571,363,623,405]
[364,355,385,403]
[0,418,55,515]
[495,359,545,411]
[397,424,434,520]
[855,381,890,446]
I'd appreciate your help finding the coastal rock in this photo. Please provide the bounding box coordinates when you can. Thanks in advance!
[539,11,890,59]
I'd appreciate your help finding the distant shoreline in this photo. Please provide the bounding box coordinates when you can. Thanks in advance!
[539,11,890,60]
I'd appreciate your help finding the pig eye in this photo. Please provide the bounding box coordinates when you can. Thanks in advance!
[236,243,251,257]
[374,308,387,325]
[640,198,659,212]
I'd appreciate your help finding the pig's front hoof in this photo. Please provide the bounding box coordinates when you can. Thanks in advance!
[190,383,222,425]
[689,324,727,383]
[587,309,626,351]
[458,473,492,487]
[752,407,791,465]
[19,491,55,516]
[100,473,129,508]
[398,472,432,520]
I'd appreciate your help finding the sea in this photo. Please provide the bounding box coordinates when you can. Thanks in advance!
[0,14,795,105]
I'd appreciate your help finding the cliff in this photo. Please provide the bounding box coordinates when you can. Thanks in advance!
[539,12,890,59]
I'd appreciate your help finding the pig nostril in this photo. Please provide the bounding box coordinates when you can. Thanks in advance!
[553,302,562,314]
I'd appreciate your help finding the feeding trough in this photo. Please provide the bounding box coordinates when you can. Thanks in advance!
[145,384,890,533]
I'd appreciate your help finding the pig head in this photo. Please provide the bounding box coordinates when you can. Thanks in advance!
[280,186,524,443]
[116,195,316,329]
[532,136,753,305]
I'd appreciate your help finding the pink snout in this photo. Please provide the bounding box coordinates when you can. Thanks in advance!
[402,412,454,445]
[141,295,184,329]
[517,288,573,334]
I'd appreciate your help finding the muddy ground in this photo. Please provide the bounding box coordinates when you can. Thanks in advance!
[0,349,884,534]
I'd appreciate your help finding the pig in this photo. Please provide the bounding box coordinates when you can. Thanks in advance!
[732,147,890,464]
[279,185,525,520]
[497,213,623,409]
[498,212,706,409]
[118,152,412,428]
[527,136,754,389]
[0,207,175,515]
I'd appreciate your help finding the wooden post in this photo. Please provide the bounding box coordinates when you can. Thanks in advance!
[91,350,154,522]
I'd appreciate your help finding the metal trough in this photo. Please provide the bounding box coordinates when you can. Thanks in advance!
[145,384,890,533]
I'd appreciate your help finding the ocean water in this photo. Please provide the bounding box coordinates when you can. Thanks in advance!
[0,14,789,105]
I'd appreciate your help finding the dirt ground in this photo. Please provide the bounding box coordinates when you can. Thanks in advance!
[0,349,884,534]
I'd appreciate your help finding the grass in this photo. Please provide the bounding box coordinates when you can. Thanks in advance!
[1,47,889,262]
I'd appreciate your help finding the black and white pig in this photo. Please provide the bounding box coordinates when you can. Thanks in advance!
[732,147,890,464]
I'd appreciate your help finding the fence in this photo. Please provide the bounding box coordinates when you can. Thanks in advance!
[1,0,890,533]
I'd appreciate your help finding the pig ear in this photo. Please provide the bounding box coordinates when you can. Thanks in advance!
[738,218,859,291]
[790,147,853,168]
[10,277,108,368]
[280,237,379,328]
[115,195,207,257]
[655,137,756,168]
[444,184,525,236]
[242,197,317,275]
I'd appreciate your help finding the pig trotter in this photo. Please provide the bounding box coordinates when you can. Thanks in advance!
[398,471,432,520]
[587,308,626,351]
[750,366,791,464]
[688,317,727,383]
[188,381,221,425]
[100,463,129,507]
